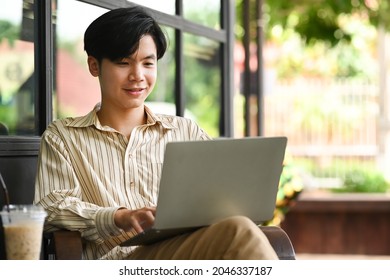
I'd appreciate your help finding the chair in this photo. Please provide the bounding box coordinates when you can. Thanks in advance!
[42,226,295,260]
[260,226,296,260]
[0,143,295,260]
[42,231,83,260]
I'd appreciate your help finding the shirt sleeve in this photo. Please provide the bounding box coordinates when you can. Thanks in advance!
[34,127,123,244]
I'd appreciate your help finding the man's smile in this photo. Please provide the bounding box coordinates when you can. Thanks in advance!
[123,87,146,95]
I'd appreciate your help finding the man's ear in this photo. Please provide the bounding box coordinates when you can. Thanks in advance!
[87,56,100,77]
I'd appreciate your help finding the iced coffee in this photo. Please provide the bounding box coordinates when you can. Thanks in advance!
[0,204,47,260]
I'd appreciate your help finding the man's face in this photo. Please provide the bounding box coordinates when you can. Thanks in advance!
[91,35,158,111]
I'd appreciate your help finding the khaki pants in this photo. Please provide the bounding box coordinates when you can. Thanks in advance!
[128,216,279,260]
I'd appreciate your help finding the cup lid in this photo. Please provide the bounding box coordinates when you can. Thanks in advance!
[1,204,46,214]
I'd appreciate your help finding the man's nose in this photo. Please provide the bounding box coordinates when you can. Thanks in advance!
[128,65,143,81]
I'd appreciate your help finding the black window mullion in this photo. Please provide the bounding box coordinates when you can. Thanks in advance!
[220,0,235,137]
[256,0,264,136]
[175,0,184,117]
[242,0,251,137]
[35,0,53,135]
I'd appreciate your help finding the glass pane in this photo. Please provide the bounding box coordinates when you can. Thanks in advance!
[183,0,221,30]
[0,0,35,135]
[184,33,221,137]
[55,0,107,119]
[145,27,176,115]
[128,0,175,15]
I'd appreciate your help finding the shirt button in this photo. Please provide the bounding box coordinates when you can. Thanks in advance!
[130,181,135,188]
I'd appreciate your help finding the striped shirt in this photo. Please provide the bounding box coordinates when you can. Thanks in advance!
[34,104,211,259]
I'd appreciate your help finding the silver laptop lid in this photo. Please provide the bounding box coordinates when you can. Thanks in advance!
[154,136,287,229]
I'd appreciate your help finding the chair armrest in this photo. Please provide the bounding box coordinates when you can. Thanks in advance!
[43,230,83,260]
[259,226,296,260]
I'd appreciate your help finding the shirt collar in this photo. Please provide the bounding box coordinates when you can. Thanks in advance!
[144,105,177,130]
[65,103,176,131]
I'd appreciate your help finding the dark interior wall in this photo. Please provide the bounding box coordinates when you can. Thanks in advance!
[0,156,38,207]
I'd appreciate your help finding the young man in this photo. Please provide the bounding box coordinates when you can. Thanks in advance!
[34,6,278,260]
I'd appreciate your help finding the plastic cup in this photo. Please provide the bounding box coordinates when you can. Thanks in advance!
[0,204,47,260]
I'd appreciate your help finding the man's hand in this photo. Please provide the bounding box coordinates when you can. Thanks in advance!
[114,207,156,233]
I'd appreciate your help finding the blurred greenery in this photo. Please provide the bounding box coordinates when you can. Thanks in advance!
[0,19,19,46]
[184,42,220,137]
[293,157,389,193]
[0,104,17,134]
[236,0,381,81]
[265,155,304,226]
[0,20,19,134]
[236,0,390,46]
[335,168,390,193]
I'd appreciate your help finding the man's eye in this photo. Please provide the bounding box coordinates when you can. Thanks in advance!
[144,62,155,66]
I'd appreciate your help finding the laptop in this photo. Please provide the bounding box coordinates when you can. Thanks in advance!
[120,136,287,246]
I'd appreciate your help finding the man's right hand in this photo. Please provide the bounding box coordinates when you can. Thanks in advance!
[114,207,156,233]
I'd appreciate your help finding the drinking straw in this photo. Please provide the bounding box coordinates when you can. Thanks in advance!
[0,172,11,222]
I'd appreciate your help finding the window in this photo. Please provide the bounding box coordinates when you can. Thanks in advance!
[129,0,175,15]
[184,34,221,136]
[0,0,235,153]
[0,0,35,136]
[183,0,221,30]
[54,0,106,118]
[54,0,234,138]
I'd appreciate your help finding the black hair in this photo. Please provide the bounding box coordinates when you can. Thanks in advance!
[84,6,167,62]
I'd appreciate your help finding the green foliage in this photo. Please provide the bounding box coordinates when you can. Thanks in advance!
[0,104,17,134]
[236,0,389,46]
[293,158,389,193]
[265,156,304,226]
[335,169,390,193]
[0,20,19,46]
[183,34,221,137]
[236,1,380,80]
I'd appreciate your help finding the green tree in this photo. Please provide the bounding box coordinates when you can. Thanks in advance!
[0,20,19,46]
[236,0,389,46]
